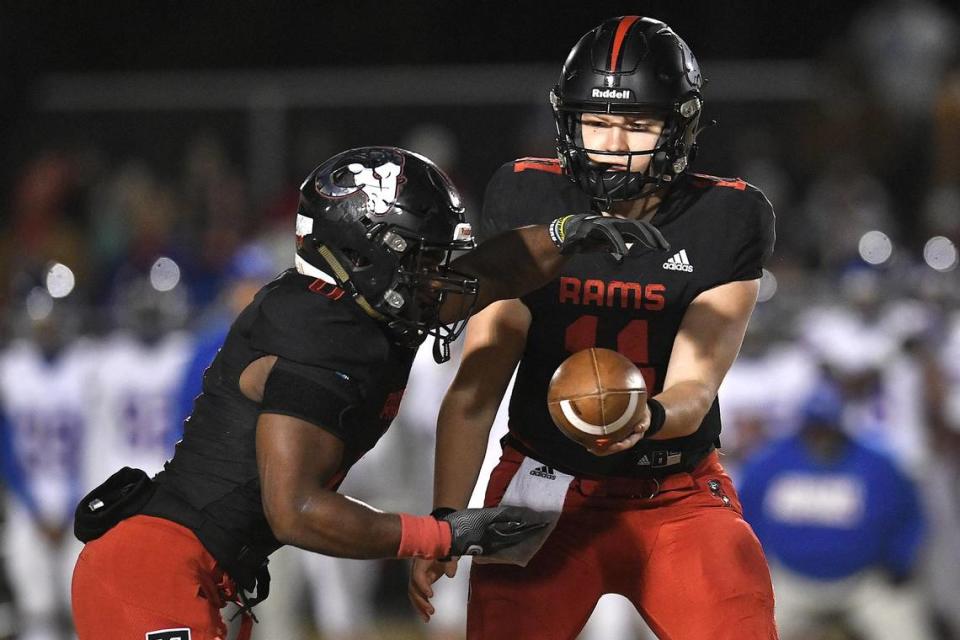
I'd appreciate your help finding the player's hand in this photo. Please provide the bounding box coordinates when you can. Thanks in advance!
[585,402,651,456]
[549,214,670,262]
[440,505,549,557]
[408,557,458,623]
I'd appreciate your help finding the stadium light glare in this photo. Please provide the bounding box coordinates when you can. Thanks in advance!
[150,257,181,291]
[758,268,778,302]
[26,287,54,321]
[857,230,892,265]
[45,262,76,298]
[923,236,958,272]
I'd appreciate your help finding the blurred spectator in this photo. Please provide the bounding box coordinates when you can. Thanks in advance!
[801,158,895,269]
[922,313,960,638]
[926,57,960,243]
[0,154,88,314]
[0,566,13,640]
[739,382,934,640]
[181,132,254,303]
[0,291,92,640]
[86,160,195,310]
[851,0,958,123]
[401,123,479,226]
[84,275,192,489]
[849,0,958,221]
[719,338,820,476]
[796,268,937,470]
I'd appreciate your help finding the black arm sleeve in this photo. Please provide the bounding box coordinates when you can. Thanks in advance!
[260,358,360,444]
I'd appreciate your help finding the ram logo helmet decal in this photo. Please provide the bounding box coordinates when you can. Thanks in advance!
[316,152,406,216]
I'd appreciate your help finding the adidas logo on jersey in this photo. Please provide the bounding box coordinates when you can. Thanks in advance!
[662,250,694,272]
[530,465,557,480]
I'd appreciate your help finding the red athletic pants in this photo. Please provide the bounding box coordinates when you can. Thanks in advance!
[72,515,250,640]
[468,448,778,640]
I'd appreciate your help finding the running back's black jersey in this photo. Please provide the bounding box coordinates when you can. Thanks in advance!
[152,269,415,571]
[481,158,774,479]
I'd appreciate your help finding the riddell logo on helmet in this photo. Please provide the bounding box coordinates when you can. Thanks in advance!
[591,87,633,100]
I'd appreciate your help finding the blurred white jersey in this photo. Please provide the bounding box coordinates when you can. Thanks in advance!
[0,339,96,640]
[796,301,936,469]
[84,331,192,489]
[942,311,960,430]
[0,338,96,524]
[720,344,820,439]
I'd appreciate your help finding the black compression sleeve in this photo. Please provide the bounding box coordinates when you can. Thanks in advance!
[260,359,357,443]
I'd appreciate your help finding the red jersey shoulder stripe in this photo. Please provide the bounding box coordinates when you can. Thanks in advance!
[308,278,346,300]
[513,157,563,174]
[690,173,748,191]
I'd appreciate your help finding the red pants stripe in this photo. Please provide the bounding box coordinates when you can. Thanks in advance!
[71,515,248,640]
[468,448,778,640]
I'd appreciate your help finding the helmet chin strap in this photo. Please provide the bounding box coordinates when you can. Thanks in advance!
[309,244,387,322]
[298,238,469,359]
[312,242,440,351]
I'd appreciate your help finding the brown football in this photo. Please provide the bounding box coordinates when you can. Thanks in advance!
[547,348,647,448]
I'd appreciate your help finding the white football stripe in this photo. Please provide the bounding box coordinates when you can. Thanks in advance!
[559,391,639,436]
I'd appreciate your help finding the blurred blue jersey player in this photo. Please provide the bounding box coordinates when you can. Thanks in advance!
[738,382,935,640]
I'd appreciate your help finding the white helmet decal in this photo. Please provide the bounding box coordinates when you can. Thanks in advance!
[346,161,403,215]
[316,154,406,217]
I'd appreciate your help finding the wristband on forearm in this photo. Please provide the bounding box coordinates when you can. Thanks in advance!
[644,398,666,438]
[396,513,453,559]
[548,215,572,249]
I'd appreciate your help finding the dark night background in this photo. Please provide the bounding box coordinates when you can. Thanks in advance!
[1,2,868,71]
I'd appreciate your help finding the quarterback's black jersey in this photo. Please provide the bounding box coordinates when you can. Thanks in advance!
[149,269,415,583]
[481,158,774,479]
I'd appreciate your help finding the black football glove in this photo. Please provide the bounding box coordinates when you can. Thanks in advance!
[548,214,670,262]
[435,505,549,557]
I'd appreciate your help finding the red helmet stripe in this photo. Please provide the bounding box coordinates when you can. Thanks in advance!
[609,15,640,71]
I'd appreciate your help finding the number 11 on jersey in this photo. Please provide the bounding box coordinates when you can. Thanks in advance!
[564,315,656,391]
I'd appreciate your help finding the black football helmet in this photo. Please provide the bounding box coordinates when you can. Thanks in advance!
[295,146,477,361]
[551,16,704,206]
